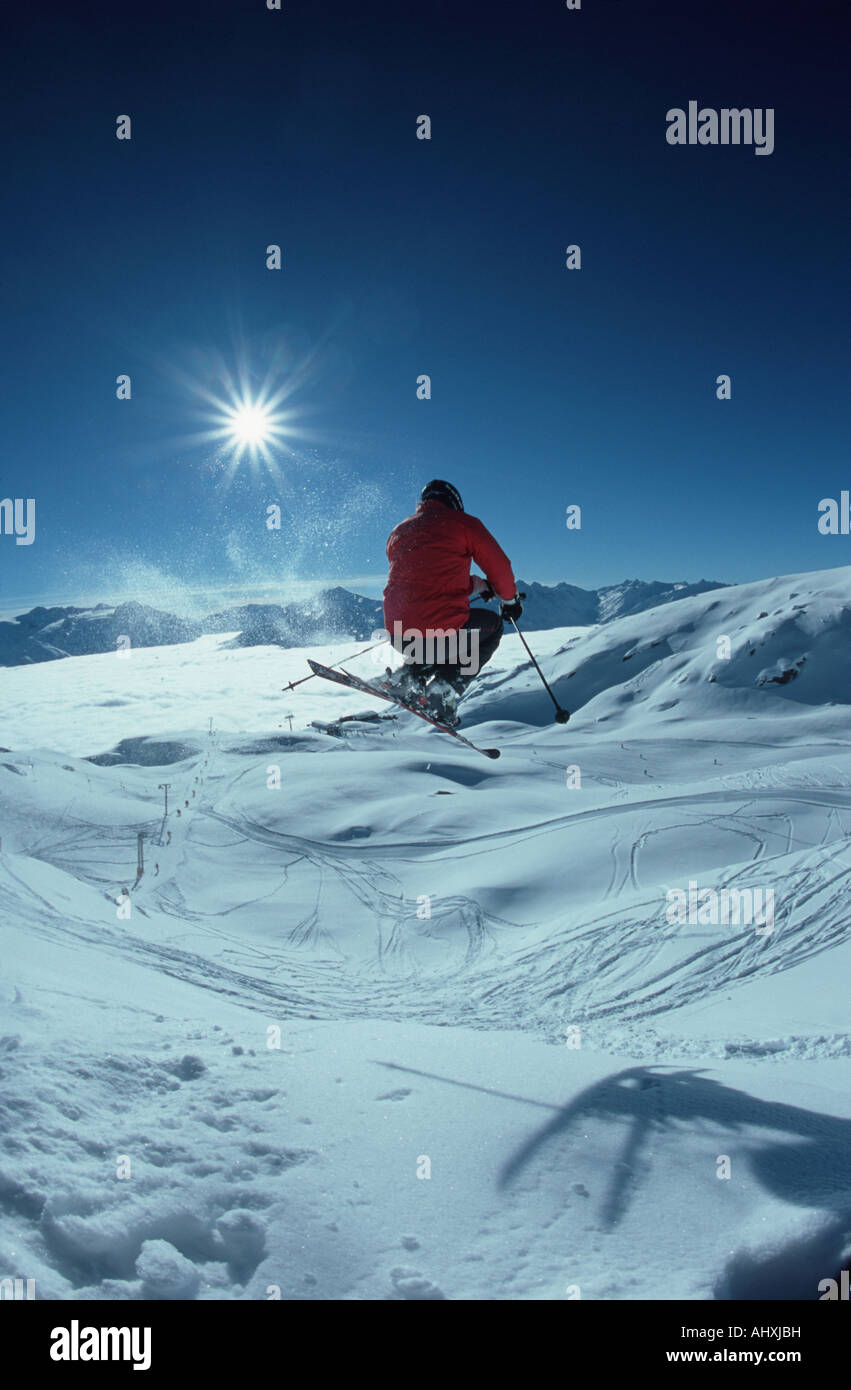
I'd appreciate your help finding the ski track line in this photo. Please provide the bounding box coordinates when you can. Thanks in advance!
[5,833,851,1038]
[6,753,851,1040]
[209,787,851,861]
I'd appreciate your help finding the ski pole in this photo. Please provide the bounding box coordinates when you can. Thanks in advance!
[476,588,570,724]
[282,639,386,692]
[509,615,570,723]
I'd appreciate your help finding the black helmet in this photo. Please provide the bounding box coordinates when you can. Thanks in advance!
[421,479,464,511]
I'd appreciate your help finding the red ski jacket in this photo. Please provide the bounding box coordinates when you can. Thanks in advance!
[383,499,516,634]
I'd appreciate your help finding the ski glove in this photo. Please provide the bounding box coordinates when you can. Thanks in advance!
[500,594,524,622]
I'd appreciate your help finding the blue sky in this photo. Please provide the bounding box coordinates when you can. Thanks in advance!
[1,0,849,613]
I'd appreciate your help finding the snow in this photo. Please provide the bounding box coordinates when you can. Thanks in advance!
[1,565,850,1300]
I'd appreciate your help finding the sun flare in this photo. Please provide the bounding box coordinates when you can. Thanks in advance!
[227,404,272,446]
[169,346,323,489]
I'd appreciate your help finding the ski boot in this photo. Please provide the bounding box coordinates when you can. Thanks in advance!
[373,664,430,708]
[424,674,466,728]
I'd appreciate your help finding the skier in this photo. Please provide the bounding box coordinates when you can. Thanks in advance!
[380,480,522,724]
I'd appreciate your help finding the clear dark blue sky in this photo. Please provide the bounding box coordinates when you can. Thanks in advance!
[1,0,849,612]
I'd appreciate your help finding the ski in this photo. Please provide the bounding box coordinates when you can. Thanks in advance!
[306,660,501,759]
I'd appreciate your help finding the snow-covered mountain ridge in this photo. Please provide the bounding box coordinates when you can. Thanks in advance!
[0,577,727,666]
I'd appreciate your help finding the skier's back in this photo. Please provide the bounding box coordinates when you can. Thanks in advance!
[381,480,523,724]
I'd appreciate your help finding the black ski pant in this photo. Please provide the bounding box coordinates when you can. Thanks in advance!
[399,609,504,687]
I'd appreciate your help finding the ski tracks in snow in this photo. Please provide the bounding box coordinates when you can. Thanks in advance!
[5,744,851,1053]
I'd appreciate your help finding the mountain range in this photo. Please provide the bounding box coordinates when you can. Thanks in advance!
[0,578,727,667]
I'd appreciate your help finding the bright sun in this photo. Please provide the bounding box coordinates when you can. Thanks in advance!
[227,404,271,446]
[184,367,310,487]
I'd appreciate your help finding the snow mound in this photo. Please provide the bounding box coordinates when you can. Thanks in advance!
[464,565,851,729]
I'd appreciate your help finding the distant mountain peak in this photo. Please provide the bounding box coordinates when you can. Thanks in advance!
[0,578,730,667]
